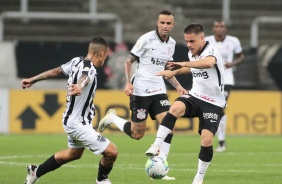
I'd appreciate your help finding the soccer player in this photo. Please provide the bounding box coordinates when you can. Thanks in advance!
[22,37,118,184]
[205,20,244,152]
[98,10,187,180]
[145,23,226,184]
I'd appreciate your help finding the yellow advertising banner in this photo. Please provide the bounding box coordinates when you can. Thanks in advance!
[225,91,282,135]
[9,90,282,135]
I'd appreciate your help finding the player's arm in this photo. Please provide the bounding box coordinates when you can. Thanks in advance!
[68,74,90,96]
[226,52,244,68]
[170,56,216,69]
[124,54,137,96]
[68,60,91,96]
[21,66,63,89]
[166,76,188,95]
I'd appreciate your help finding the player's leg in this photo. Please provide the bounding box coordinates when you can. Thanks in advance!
[24,147,85,184]
[216,112,227,152]
[146,100,186,156]
[193,101,223,184]
[192,129,214,184]
[96,142,118,184]
[79,125,118,184]
[98,95,149,140]
[216,85,231,152]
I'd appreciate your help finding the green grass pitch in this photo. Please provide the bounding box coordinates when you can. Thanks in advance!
[0,134,281,184]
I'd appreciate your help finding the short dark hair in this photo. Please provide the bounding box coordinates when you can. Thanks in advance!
[159,10,174,16]
[90,37,109,48]
[184,23,204,35]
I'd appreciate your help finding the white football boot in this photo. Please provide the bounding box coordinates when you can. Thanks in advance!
[96,178,112,184]
[98,109,116,132]
[215,144,226,152]
[24,165,39,184]
[162,175,176,180]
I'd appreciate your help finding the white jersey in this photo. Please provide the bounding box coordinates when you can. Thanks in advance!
[130,30,176,96]
[188,42,226,108]
[205,35,242,85]
[61,57,97,126]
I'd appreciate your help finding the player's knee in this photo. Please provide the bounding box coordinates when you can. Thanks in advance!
[169,103,185,117]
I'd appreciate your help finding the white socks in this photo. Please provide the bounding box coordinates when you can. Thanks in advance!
[111,115,128,132]
[159,141,171,160]
[195,159,210,179]
[153,125,172,147]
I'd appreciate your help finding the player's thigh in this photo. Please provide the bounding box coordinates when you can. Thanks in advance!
[199,102,224,135]
[148,94,170,120]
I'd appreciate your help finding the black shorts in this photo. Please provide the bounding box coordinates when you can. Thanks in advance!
[175,94,224,135]
[130,94,170,123]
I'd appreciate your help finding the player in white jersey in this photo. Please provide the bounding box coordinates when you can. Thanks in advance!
[205,20,244,152]
[98,10,187,180]
[21,37,118,184]
[145,23,226,184]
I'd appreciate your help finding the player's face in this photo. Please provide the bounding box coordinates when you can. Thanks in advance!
[212,21,227,37]
[184,32,205,56]
[157,14,175,37]
[97,48,109,67]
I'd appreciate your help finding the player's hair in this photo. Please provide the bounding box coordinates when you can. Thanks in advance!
[159,10,174,16]
[90,37,109,48]
[89,37,109,54]
[184,23,204,35]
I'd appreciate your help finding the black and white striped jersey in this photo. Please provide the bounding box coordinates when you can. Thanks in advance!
[188,42,226,108]
[61,56,97,126]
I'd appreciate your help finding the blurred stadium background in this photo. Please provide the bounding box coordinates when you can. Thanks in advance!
[0,0,282,135]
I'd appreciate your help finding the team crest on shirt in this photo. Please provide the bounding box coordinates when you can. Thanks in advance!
[137,109,146,119]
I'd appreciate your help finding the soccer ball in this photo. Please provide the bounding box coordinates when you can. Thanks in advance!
[145,156,169,179]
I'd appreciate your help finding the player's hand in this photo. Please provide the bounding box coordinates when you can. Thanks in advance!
[68,84,83,96]
[166,62,184,70]
[177,87,188,95]
[21,79,33,89]
[225,62,233,68]
[125,82,133,96]
[156,70,174,80]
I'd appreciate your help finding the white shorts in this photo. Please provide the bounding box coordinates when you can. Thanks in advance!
[63,123,110,155]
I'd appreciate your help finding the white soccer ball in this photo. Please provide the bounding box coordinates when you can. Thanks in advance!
[145,156,169,179]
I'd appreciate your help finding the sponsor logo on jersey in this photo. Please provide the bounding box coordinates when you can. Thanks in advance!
[146,88,162,93]
[160,100,170,106]
[192,71,209,79]
[203,112,218,121]
[137,109,146,119]
[151,58,166,66]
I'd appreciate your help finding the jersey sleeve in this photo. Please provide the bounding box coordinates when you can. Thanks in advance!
[233,37,243,54]
[130,35,147,58]
[60,57,79,76]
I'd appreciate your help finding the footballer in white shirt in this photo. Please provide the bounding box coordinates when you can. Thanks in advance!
[146,23,226,184]
[98,10,187,180]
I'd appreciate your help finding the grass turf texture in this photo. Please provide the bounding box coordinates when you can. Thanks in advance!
[0,134,281,184]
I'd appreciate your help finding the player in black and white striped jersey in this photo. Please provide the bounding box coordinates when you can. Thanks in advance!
[22,37,117,184]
